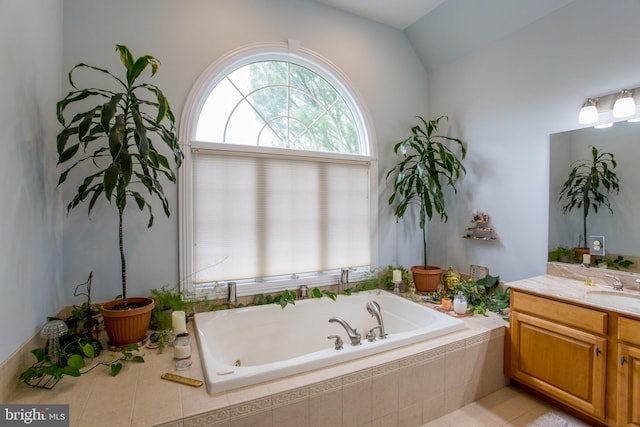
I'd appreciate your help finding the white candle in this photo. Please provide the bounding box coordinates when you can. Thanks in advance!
[174,344,191,359]
[392,269,402,282]
[172,311,187,334]
[582,254,591,264]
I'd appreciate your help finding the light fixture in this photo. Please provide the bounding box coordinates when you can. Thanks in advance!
[613,89,636,118]
[578,98,598,124]
[594,122,613,129]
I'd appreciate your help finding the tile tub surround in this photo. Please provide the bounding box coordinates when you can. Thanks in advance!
[3,305,507,427]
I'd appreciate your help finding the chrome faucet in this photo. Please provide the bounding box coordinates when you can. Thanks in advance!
[328,317,361,345]
[366,301,386,339]
[606,275,623,291]
[338,268,350,293]
[227,282,237,305]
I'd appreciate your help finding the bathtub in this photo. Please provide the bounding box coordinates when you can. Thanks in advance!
[194,290,465,394]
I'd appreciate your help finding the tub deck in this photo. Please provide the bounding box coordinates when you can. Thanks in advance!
[5,299,508,427]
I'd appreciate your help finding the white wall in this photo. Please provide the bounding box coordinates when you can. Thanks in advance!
[61,0,430,301]
[426,0,640,281]
[0,0,64,363]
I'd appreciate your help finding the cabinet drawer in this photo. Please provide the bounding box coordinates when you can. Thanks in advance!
[512,291,607,335]
[618,317,640,346]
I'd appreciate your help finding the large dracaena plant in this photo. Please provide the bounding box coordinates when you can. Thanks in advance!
[559,145,619,249]
[56,45,183,307]
[386,116,467,268]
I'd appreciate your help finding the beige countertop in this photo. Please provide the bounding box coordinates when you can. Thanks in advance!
[507,273,640,318]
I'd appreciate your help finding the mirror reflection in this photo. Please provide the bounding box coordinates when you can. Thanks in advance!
[549,121,640,273]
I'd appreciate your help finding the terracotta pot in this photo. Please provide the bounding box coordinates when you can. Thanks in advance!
[410,265,443,292]
[100,297,154,347]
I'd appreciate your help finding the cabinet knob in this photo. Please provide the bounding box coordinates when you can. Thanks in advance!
[621,356,626,366]
[595,347,601,357]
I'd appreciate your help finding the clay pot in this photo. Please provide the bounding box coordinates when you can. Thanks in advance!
[410,266,443,292]
[100,297,154,347]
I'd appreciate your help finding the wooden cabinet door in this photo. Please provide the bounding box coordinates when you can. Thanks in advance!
[618,343,640,427]
[511,311,607,418]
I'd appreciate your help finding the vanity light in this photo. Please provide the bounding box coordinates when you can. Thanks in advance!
[578,98,599,124]
[594,122,613,129]
[612,89,636,118]
[628,117,640,123]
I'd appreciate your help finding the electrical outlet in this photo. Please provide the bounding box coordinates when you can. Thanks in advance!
[589,235,605,256]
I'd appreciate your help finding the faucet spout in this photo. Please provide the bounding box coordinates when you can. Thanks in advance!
[328,317,361,345]
[366,301,386,339]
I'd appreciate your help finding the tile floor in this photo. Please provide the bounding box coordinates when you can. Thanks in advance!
[423,386,591,427]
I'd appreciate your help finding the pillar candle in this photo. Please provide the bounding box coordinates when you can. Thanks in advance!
[172,311,187,334]
[582,253,591,264]
[392,269,402,282]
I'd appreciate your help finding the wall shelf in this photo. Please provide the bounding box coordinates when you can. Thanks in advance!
[463,214,498,241]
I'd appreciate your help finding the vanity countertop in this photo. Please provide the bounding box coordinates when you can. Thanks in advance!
[507,274,640,318]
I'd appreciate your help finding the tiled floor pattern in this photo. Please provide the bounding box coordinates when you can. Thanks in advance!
[423,386,591,427]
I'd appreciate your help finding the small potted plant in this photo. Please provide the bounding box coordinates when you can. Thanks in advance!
[56,45,183,346]
[387,116,467,292]
[558,146,619,261]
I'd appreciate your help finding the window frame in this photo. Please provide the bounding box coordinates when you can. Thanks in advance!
[179,41,378,298]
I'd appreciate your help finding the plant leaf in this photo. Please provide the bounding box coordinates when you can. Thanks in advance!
[110,363,123,376]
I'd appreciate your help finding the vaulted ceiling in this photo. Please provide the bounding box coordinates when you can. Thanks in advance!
[313,0,576,71]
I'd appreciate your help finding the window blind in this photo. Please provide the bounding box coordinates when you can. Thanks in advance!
[192,151,370,284]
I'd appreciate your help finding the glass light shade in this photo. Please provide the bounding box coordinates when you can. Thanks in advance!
[594,122,613,129]
[613,91,636,118]
[578,104,598,124]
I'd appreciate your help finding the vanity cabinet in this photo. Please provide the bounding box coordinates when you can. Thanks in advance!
[617,317,640,427]
[509,291,608,419]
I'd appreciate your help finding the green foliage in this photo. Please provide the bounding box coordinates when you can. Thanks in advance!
[559,146,620,248]
[606,255,635,270]
[387,116,467,268]
[247,61,359,153]
[548,246,574,262]
[355,266,412,292]
[453,275,502,316]
[254,289,297,308]
[55,45,183,304]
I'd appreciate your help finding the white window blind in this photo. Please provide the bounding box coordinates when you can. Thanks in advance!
[192,150,370,284]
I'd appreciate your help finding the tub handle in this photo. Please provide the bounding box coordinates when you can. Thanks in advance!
[327,335,343,350]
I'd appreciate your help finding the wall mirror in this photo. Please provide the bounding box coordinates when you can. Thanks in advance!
[548,120,640,273]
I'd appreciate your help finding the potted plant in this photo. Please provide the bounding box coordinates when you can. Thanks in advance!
[386,116,467,292]
[548,246,573,263]
[56,45,183,346]
[558,146,619,261]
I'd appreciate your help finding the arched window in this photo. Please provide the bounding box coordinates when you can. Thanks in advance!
[179,43,376,295]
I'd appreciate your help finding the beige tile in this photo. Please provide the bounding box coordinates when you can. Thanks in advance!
[180,382,229,418]
[421,419,449,427]
[131,379,182,426]
[183,410,230,427]
[309,388,342,427]
[398,401,423,427]
[372,372,399,420]
[422,357,445,394]
[443,346,465,392]
[422,393,446,424]
[272,398,309,427]
[398,364,424,409]
[229,410,273,427]
[342,377,372,426]
[372,411,398,427]
[474,387,544,425]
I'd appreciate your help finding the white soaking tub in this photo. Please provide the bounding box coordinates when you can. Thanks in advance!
[194,290,465,394]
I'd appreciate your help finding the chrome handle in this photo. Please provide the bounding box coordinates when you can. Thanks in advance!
[327,335,343,350]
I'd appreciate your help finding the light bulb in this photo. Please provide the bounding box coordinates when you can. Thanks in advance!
[613,90,636,118]
[578,99,598,124]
